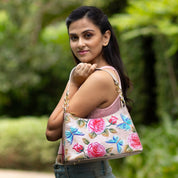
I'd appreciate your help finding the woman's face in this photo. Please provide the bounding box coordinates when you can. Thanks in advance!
[68,17,109,65]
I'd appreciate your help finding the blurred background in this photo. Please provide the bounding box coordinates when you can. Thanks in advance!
[0,0,177,177]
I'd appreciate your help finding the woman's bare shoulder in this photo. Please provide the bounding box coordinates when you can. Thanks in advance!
[85,69,114,87]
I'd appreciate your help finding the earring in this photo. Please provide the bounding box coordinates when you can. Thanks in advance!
[103,42,108,46]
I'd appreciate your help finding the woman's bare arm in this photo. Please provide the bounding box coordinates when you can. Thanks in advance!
[46,81,78,141]
[46,63,97,141]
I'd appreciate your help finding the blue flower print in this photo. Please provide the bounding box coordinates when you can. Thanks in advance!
[65,127,84,144]
[106,136,123,153]
[117,114,132,131]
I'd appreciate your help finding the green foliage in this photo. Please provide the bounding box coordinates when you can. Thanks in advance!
[110,114,178,178]
[0,116,59,171]
[111,0,178,45]
[153,36,178,119]
[110,0,178,122]
[119,37,147,124]
[0,1,76,116]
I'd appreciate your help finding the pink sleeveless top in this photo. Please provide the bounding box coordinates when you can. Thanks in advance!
[58,66,121,154]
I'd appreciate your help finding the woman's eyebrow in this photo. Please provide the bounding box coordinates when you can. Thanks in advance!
[82,29,95,34]
[69,29,95,36]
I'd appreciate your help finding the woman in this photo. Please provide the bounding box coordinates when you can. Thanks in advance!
[46,6,131,178]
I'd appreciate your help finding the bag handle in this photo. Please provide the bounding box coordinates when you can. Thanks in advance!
[63,67,76,112]
[63,67,126,111]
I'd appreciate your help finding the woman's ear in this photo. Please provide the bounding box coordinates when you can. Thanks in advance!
[102,30,111,46]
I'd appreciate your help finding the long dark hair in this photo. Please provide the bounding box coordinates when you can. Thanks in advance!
[66,6,131,109]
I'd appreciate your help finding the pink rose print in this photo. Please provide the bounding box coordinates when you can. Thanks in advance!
[72,143,84,153]
[87,142,106,158]
[109,116,118,125]
[87,118,105,134]
[128,133,142,150]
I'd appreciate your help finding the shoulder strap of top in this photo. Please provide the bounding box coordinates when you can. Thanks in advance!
[96,66,126,107]
[96,66,122,90]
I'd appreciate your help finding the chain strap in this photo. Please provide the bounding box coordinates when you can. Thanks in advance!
[114,80,126,107]
[63,91,69,112]
[63,67,76,112]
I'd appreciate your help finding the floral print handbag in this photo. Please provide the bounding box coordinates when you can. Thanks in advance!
[62,67,143,165]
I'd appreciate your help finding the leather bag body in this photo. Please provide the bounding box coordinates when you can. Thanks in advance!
[62,67,143,165]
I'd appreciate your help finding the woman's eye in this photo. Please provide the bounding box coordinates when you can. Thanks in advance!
[70,36,78,41]
[85,33,92,39]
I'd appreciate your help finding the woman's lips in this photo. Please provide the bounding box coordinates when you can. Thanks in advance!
[78,50,89,55]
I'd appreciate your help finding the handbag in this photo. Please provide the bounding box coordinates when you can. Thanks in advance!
[62,67,143,165]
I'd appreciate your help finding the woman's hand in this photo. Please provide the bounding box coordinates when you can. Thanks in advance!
[71,63,97,87]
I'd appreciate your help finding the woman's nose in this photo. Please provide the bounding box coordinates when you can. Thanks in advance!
[78,38,85,48]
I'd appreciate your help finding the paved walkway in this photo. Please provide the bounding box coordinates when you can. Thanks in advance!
[0,169,54,178]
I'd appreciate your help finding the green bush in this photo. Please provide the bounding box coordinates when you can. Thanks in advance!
[0,116,59,171]
[110,113,178,178]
